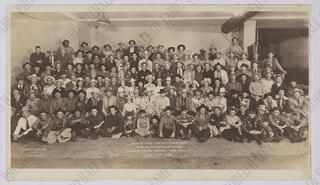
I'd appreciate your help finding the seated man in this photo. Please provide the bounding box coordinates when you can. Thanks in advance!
[243,109,263,145]
[176,107,194,140]
[220,107,243,142]
[13,106,39,143]
[159,106,176,138]
[81,107,104,140]
[191,104,210,142]
[100,105,124,139]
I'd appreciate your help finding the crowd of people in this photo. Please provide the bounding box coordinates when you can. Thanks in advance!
[11,37,309,145]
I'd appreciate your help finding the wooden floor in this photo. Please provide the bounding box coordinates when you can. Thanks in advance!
[10,136,310,170]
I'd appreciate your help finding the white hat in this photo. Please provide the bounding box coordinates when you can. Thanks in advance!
[219,87,227,93]
[44,76,55,83]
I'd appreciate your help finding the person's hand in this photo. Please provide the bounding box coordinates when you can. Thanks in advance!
[159,132,163,138]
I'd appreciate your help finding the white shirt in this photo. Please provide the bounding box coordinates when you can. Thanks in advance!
[14,115,38,136]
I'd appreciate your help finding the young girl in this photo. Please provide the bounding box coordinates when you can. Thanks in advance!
[135,110,150,137]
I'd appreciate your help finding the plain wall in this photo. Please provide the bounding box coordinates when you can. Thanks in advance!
[11,21,232,82]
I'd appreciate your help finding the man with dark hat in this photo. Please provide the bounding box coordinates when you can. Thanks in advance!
[159,106,176,138]
[49,89,67,117]
[100,105,124,138]
[191,104,210,142]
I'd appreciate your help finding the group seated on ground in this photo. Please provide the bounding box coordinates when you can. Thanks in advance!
[11,38,309,144]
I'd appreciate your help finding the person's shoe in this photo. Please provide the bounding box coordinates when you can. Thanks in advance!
[257,139,263,145]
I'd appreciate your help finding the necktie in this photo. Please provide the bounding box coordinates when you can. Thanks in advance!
[25,117,29,130]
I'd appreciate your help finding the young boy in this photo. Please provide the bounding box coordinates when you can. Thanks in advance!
[150,115,160,137]
[176,107,194,140]
[159,106,176,138]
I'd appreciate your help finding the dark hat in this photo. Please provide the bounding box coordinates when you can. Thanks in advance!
[240,63,249,68]
[66,62,74,67]
[95,74,105,80]
[77,90,86,96]
[62,39,69,44]
[108,105,118,112]
[139,109,146,114]
[215,63,223,68]
[86,50,93,54]
[197,104,209,112]
[264,93,273,99]
[52,89,62,96]
[103,44,112,49]
[80,42,88,46]
[151,115,160,121]
[192,53,199,58]
[128,39,136,45]
[159,88,166,94]
[99,53,106,59]
[39,110,49,115]
[91,45,100,51]
[23,62,31,69]
[248,108,256,114]
[90,106,99,111]
[177,44,186,51]
[168,47,175,52]
[272,107,280,112]
[164,106,173,112]
[130,52,138,57]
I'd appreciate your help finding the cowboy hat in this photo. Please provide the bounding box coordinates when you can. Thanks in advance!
[44,76,55,83]
[164,106,173,112]
[21,106,29,113]
[219,87,227,93]
[27,74,41,81]
[177,44,186,51]
[292,88,303,94]
[197,104,209,112]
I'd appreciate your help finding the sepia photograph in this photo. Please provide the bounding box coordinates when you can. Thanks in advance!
[6,4,310,181]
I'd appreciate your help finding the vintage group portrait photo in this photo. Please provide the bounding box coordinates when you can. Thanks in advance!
[5,3,311,181]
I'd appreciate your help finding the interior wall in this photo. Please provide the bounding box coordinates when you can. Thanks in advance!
[86,25,231,54]
[11,21,83,80]
[11,21,232,82]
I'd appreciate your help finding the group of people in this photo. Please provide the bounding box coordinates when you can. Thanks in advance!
[11,37,309,144]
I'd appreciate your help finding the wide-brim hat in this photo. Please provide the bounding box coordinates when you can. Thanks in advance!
[159,88,166,94]
[57,128,72,143]
[157,44,164,49]
[91,45,100,50]
[139,109,146,114]
[54,109,66,115]
[167,47,175,52]
[292,88,303,94]
[263,93,273,99]
[52,89,62,96]
[44,76,55,83]
[23,62,31,69]
[177,44,186,51]
[128,40,136,45]
[197,104,209,112]
[219,87,227,93]
[164,106,173,112]
[240,63,249,68]
[27,74,41,81]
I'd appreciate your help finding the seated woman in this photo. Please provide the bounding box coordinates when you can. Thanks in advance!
[135,110,151,137]
[159,106,176,138]
[220,107,243,142]
[191,104,210,142]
